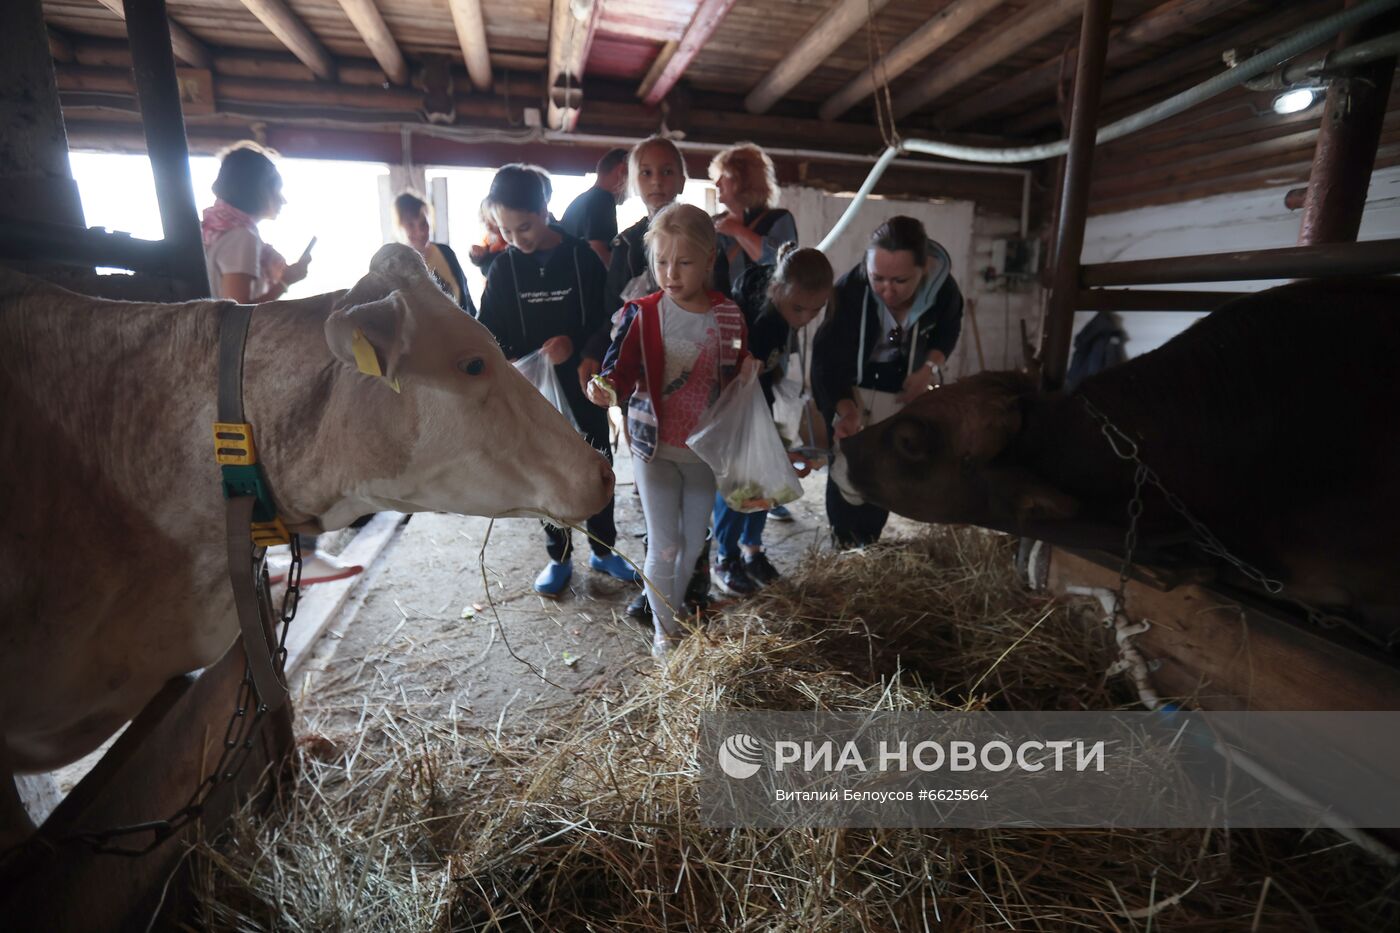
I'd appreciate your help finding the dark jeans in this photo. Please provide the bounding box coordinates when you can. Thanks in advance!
[712,492,768,562]
[825,474,888,549]
[545,401,617,562]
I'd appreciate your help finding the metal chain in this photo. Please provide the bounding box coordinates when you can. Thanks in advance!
[63,536,302,856]
[1081,395,1392,651]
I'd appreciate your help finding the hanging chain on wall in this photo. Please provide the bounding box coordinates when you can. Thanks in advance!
[1080,395,1394,653]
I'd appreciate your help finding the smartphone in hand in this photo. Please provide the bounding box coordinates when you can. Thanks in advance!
[298,236,317,264]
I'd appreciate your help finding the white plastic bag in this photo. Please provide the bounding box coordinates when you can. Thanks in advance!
[687,375,802,513]
[514,349,578,431]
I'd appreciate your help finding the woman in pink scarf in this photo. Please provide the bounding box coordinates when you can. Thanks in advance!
[202,143,361,586]
[201,144,310,304]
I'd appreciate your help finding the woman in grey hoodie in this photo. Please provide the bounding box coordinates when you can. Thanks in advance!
[811,216,964,549]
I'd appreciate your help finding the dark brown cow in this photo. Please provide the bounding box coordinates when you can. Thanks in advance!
[839,278,1400,613]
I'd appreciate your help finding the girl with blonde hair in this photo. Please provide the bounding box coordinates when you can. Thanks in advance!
[588,203,760,657]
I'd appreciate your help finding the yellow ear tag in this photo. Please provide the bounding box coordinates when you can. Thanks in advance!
[351,328,400,393]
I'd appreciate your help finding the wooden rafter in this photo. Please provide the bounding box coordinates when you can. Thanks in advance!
[744,0,894,115]
[818,0,1009,122]
[938,0,1252,129]
[547,0,603,131]
[48,26,76,63]
[239,0,335,81]
[636,40,678,101]
[890,0,1082,120]
[335,0,408,86]
[446,0,492,91]
[93,0,211,69]
[641,0,740,107]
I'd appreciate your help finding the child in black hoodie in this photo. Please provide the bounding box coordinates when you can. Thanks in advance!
[476,164,640,596]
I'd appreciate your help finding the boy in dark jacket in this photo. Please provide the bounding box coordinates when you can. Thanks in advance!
[477,165,639,596]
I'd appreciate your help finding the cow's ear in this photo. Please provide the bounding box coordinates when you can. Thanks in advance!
[983,465,1080,524]
[325,290,413,390]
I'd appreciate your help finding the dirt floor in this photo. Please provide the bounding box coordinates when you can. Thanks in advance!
[294,445,922,737]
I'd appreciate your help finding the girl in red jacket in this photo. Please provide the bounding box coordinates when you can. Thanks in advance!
[588,204,759,658]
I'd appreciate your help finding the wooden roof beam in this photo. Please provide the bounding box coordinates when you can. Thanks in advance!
[335,0,408,85]
[890,0,1083,120]
[447,0,492,91]
[93,0,211,69]
[938,0,1252,129]
[239,0,335,81]
[547,0,603,131]
[818,0,1009,122]
[744,0,895,115]
[641,0,740,107]
[636,40,678,101]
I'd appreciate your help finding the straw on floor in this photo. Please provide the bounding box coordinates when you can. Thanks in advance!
[187,527,1400,931]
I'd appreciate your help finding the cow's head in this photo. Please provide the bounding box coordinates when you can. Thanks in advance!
[280,244,612,530]
[838,371,1079,530]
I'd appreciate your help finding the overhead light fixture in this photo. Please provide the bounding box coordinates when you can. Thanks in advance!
[1272,87,1318,115]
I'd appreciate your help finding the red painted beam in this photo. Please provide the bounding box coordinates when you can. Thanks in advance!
[641,0,739,106]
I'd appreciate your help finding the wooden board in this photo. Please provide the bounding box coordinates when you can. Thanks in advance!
[0,641,293,933]
[1048,547,1400,711]
[281,510,405,678]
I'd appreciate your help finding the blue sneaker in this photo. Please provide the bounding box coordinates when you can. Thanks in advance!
[534,560,573,597]
[590,552,642,584]
[768,504,794,522]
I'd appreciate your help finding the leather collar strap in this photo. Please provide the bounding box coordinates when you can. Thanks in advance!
[216,303,289,712]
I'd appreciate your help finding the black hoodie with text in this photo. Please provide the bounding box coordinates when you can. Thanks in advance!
[476,232,611,437]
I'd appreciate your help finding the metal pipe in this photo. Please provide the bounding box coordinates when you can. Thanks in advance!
[1298,10,1399,245]
[897,0,1400,164]
[1082,237,1400,286]
[1289,27,1400,81]
[1040,0,1111,393]
[815,146,900,253]
[122,0,209,297]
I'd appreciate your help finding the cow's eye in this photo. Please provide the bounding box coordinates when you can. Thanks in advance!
[458,357,486,376]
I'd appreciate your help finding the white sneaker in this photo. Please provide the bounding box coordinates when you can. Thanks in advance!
[651,631,680,660]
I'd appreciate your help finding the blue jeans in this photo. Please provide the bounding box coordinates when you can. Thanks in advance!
[713,492,769,563]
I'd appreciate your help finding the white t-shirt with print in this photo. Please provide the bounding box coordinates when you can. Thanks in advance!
[204,226,265,300]
[657,294,720,461]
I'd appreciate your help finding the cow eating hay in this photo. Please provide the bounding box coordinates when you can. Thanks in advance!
[188,529,1400,930]
[0,245,613,843]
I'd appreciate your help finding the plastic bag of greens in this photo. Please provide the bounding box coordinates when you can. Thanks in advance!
[687,374,802,513]
[514,349,578,431]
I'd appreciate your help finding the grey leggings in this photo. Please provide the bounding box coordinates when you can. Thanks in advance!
[634,455,717,638]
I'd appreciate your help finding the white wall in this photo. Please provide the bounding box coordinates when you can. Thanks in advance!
[1078,164,1400,358]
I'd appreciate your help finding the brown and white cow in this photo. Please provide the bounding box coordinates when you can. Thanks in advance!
[839,278,1400,616]
[0,244,612,780]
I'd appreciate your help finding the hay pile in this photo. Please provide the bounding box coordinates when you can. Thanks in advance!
[188,528,1400,931]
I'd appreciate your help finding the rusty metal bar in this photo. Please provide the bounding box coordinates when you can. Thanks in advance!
[1040,0,1113,392]
[1082,238,1400,286]
[1298,7,1400,245]
[1077,289,1245,311]
[122,0,210,297]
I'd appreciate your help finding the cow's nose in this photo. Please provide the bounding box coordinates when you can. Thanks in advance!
[598,459,615,491]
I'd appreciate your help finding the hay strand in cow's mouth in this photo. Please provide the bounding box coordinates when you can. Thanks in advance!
[188,527,1400,931]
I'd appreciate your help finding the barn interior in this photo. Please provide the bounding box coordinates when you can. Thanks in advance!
[4,0,1400,928]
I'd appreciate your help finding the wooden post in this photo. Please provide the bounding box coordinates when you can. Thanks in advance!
[1040,0,1112,393]
[1297,8,1399,245]
[0,0,85,229]
[122,0,211,298]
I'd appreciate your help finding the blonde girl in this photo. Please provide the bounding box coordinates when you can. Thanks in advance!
[588,204,759,657]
